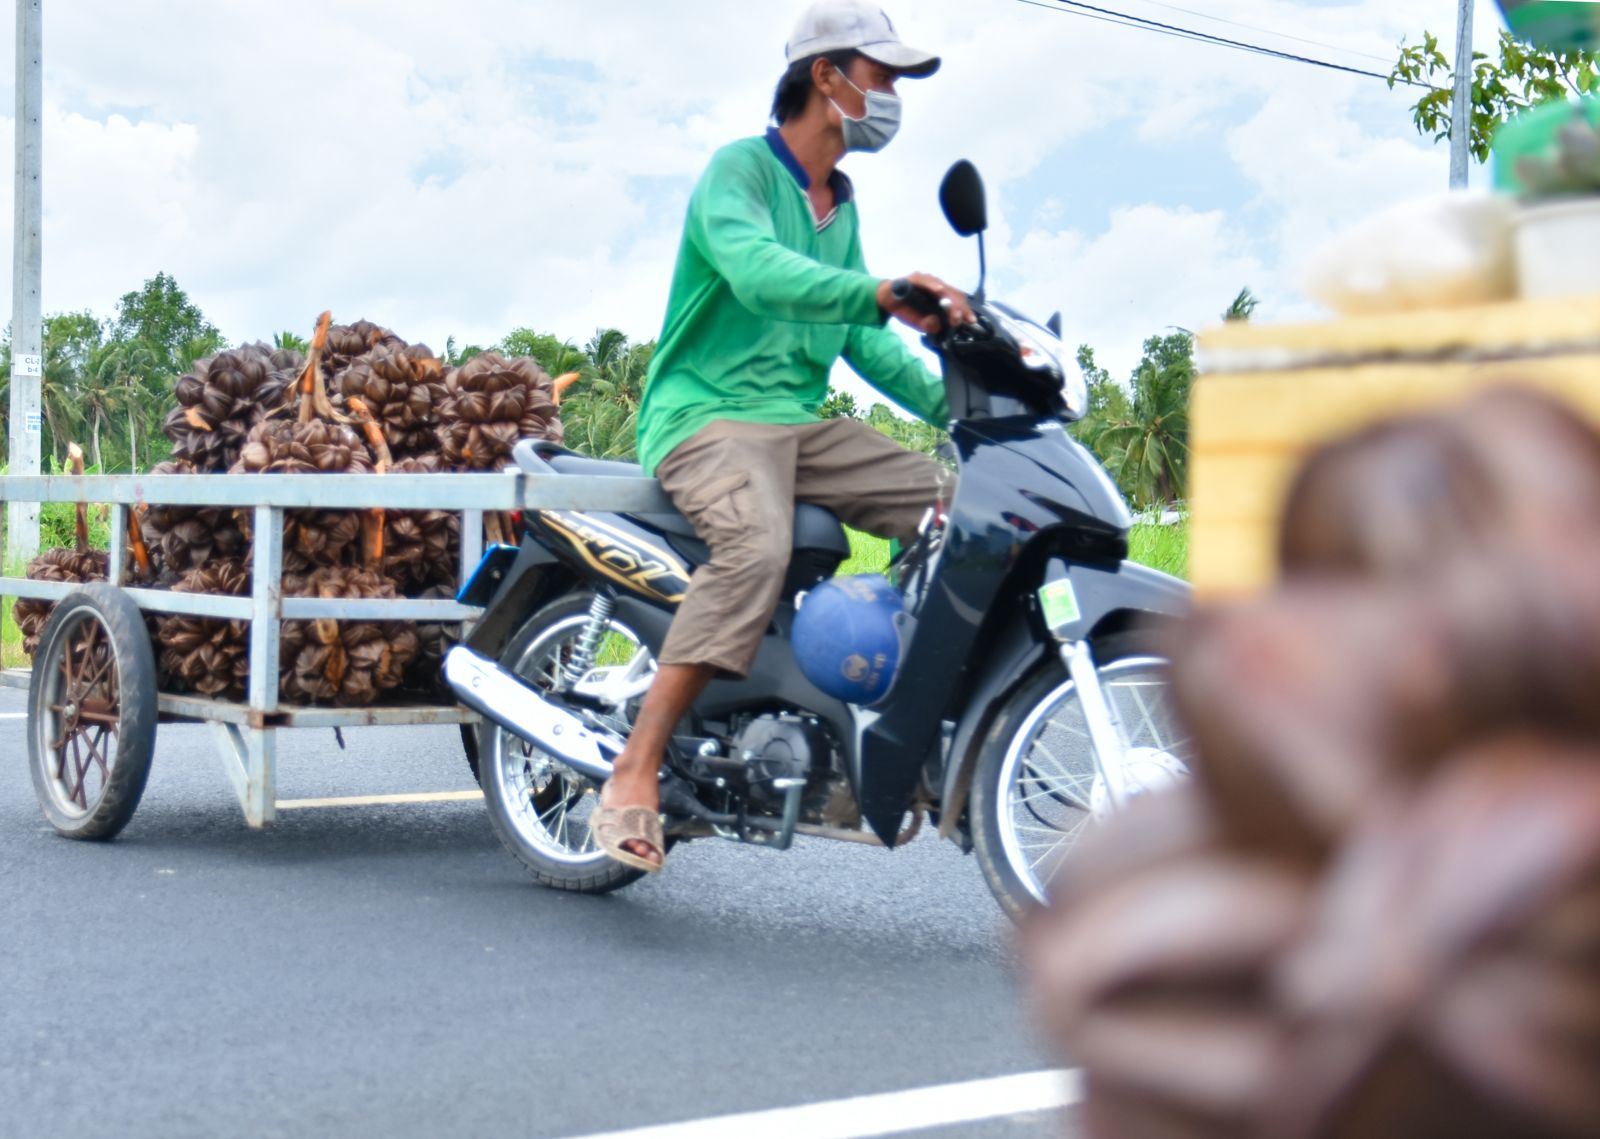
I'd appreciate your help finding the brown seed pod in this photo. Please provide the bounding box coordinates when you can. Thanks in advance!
[1280,386,1600,582]
[15,549,110,657]
[336,344,447,457]
[162,347,298,472]
[231,418,375,567]
[156,558,252,699]
[138,459,248,579]
[1031,388,1600,1139]
[402,583,460,696]
[278,566,421,707]
[380,454,460,593]
[1265,743,1600,1139]
[323,319,405,381]
[436,352,563,470]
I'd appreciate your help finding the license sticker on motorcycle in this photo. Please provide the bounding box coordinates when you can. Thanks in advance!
[1038,578,1081,630]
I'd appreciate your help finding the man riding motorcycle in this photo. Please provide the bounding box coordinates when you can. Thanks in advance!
[593,0,977,870]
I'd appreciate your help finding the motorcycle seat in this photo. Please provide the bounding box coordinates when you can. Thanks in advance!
[512,440,850,555]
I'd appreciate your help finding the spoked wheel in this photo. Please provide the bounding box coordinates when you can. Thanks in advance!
[478,591,661,894]
[971,633,1191,920]
[27,585,158,840]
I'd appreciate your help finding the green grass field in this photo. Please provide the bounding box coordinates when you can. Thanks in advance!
[841,520,1189,580]
[839,531,893,577]
[1128,520,1189,579]
[1,595,22,672]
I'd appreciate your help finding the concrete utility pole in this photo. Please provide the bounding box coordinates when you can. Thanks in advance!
[8,0,43,564]
[1450,0,1476,189]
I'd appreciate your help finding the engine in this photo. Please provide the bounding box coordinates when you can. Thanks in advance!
[731,713,825,786]
[684,712,834,814]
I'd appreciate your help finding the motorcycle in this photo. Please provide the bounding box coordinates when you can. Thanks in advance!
[445,160,1191,918]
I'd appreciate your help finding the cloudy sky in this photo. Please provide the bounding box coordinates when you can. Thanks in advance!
[1,0,1497,404]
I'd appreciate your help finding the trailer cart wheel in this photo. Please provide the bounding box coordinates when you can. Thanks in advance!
[28,585,158,840]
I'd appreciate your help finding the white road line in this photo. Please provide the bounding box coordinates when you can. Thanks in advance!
[275,790,483,810]
[0,712,26,720]
[558,1069,1083,1139]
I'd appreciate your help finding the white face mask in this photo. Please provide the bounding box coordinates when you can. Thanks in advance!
[829,70,902,153]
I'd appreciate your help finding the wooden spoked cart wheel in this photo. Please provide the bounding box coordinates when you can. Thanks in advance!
[27,584,158,840]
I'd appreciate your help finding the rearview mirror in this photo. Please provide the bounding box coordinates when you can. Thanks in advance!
[939,160,988,237]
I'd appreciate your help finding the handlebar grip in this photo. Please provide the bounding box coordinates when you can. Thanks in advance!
[889,278,944,317]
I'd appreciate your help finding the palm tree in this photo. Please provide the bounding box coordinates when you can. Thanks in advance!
[40,341,88,469]
[1223,287,1260,323]
[1069,344,1128,463]
[78,348,121,470]
[85,339,159,471]
[560,329,653,460]
[537,338,589,379]
[1095,331,1193,509]
[496,328,588,377]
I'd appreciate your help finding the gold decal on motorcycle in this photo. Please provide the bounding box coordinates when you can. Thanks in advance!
[538,511,690,604]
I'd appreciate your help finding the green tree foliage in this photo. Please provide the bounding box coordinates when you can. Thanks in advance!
[1096,331,1194,509]
[865,402,945,456]
[497,328,588,377]
[1223,287,1259,323]
[111,271,225,381]
[557,328,654,460]
[1074,289,1254,509]
[819,389,860,419]
[443,336,485,366]
[1069,344,1132,458]
[2,274,222,473]
[1391,29,1600,162]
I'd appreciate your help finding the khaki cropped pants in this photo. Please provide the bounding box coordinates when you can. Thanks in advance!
[655,418,953,678]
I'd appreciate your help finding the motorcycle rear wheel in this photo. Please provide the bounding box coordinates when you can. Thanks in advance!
[970,633,1189,920]
[478,591,658,894]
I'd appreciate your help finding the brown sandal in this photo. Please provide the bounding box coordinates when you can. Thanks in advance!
[591,804,666,873]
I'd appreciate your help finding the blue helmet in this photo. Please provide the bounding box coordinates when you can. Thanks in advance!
[792,574,909,705]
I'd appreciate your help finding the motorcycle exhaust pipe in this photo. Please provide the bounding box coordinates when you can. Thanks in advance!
[443,646,619,783]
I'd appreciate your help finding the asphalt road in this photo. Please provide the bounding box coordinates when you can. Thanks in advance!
[0,684,1073,1139]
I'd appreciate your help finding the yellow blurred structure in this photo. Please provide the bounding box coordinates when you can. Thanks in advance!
[1191,296,1600,596]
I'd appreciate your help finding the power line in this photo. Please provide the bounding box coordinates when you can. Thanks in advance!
[1014,0,1281,55]
[1014,0,1442,90]
[1037,0,1427,84]
[1022,0,1411,81]
[1120,0,1396,65]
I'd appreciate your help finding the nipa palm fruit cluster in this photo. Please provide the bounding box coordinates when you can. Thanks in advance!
[18,308,566,703]
[19,313,567,711]
[438,353,562,471]
[140,342,302,580]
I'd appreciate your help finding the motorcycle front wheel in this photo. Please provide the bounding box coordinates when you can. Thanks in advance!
[478,590,658,895]
[969,633,1190,920]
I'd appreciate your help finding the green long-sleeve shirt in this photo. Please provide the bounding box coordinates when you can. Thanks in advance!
[635,129,948,476]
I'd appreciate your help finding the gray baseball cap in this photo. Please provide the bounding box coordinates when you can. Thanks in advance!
[785,1,941,78]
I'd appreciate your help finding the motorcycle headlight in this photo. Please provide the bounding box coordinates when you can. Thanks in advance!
[992,309,1088,422]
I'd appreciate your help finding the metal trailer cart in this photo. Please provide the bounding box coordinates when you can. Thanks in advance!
[0,469,670,834]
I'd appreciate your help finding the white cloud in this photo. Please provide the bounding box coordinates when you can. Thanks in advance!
[0,0,1491,392]
[1009,203,1269,376]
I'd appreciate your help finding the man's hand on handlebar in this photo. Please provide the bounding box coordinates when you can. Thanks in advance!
[877,273,977,335]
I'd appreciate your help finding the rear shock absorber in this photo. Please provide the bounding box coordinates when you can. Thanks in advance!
[561,590,616,690]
